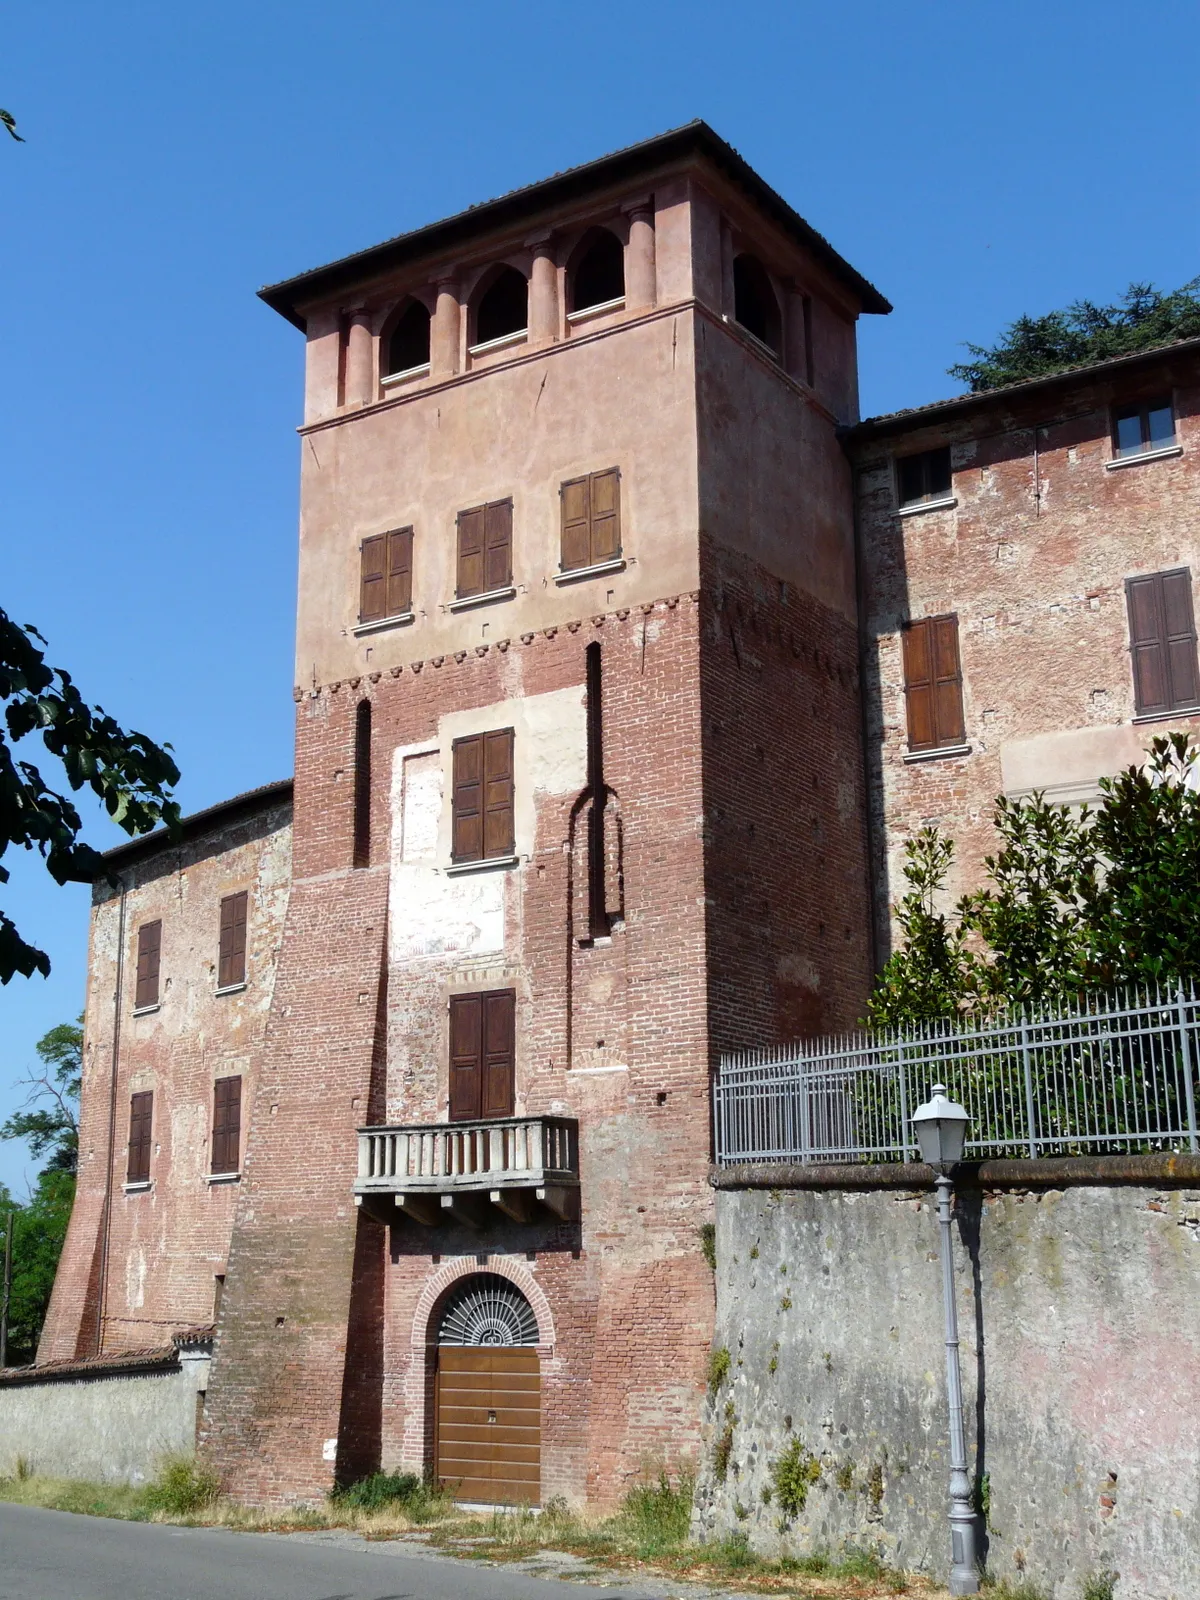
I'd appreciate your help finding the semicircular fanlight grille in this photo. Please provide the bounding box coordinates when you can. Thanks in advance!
[437,1274,538,1347]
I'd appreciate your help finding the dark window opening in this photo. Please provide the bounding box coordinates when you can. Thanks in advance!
[359,526,413,624]
[733,254,781,354]
[474,267,528,346]
[456,500,512,598]
[802,295,814,386]
[1127,568,1200,717]
[353,700,372,868]
[213,1274,225,1322]
[385,300,431,377]
[1113,398,1176,458]
[127,1090,153,1184]
[218,891,247,989]
[211,1076,242,1175]
[570,230,625,313]
[452,729,514,864]
[448,989,515,1121]
[897,447,953,508]
[585,643,609,940]
[134,921,161,1010]
[902,614,966,753]
[560,468,621,572]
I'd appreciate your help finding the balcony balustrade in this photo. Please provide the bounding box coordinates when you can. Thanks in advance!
[354,1115,579,1227]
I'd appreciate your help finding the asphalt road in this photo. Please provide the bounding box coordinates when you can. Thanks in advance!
[0,1504,724,1600]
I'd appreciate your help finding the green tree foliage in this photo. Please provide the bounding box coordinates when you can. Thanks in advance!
[948,279,1200,393]
[869,734,1200,1026]
[1,609,180,982]
[1,1019,82,1173]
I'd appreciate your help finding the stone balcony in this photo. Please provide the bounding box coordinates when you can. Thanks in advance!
[354,1115,580,1228]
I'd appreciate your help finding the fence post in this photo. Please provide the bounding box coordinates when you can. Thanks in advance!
[897,1035,912,1162]
[1178,986,1199,1154]
[1021,1019,1038,1160]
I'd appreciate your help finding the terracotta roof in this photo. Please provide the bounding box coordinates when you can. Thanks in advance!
[258,121,891,329]
[850,335,1200,443]
[96,778,292,876]
[0,1346,178,1384]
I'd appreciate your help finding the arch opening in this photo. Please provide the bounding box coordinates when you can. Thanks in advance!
[437,1273,539,1347]
[569,229,625,313]
[733,253,781,355]
[384,300,431,377]
[474,267,528,346]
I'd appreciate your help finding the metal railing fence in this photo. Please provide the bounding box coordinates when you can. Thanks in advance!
[714,985,1200,1166]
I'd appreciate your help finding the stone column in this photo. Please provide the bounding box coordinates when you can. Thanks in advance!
[625,203,656,311]
[528,237,558,344]
[344,309,374,407]
[432,277,460,378]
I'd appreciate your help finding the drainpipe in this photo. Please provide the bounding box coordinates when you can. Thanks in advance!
[96,881,127,1356]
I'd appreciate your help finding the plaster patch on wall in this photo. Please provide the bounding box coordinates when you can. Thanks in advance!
[170,1101,209,1184]
[125,1247,147,1311]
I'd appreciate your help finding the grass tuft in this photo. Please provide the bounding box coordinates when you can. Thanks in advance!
[143,1455,221,1517]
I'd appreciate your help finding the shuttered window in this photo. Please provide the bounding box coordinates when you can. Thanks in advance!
[452,729,515,864]
[218,892,248,990]
[127,1091,153,1184]
[359,527,413,624]
[448,990,516,1121]
[560,468,622,572]
[211,1076,242,1175]
[134,921,161,1010]
[456,500,512,599]
[902,615,966,752]
[1126,568,1200,717]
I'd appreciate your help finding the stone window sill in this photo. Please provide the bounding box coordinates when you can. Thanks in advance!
[381,363,430,389]
[903,743,972,764]
[725,315,782,364]
[468,330,527,357]
[123,1180,152,1194]
[567,297,625,326]
[132,1003,160,1017]
[449,586,515,612]
[445,854,519,877]
[353,612,414,637]
[1132,705,1200,725]
[896,497,957,518]
[215,982,246,997]
[554,557,626,585]
[1106,444,1182,471]
[206,1171,241,1185]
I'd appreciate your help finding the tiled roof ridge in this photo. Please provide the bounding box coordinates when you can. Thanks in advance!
[98,776,293,870]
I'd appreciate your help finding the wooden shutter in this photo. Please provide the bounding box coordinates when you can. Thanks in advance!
[457,507,486,598]
[449,993,483,1121]
[484,500,513,592]
[560,477,591,571]
[386,527,413,617]
[1128,569,1200,715]
[218,892,248,989]
[902,615,964,752]
[359,534,386,623]
[483,729,515,860]
[452,735,484,863]
[589,468,621,563]
[127,1091,153,1183]
[211,1076,242,1175]
[482,990,516,1118]
[135,921,161,1009]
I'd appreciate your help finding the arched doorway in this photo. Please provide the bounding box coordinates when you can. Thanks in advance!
[434,1274,540,1506]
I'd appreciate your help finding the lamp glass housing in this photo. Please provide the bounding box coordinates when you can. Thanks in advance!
[912,1085,970,1169]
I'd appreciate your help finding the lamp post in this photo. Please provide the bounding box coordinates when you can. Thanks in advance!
[912,1085,979,1597]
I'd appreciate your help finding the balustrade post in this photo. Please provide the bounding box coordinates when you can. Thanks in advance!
[1178,985,1198,1153]
[1021,1021,1038,1159]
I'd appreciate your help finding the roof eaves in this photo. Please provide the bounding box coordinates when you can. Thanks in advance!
[97,777,293,877]
[258,122,890,329]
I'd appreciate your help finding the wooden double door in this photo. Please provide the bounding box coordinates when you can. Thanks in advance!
[435,1346,540,1505]
[449,989,515,1122]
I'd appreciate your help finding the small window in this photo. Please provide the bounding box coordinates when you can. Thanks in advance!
[474,267,528,346]
[1113,398,1176,458]
[134,921,161,1010]
[560,468,621,572]
[353,699,372,869]
[452,729,514,864]
[384,300,430,378]
[448,989,515,1121]
[569,230,625,313]
[456,500,512,598]
[1126,568,1200,717]
[732,254,781,354]
[359,527,413,624]
[127,1090,153,1184]
[218,892,248,990]
[211,1076,242,1175]
[897,447,953,508]
[902,615,966,753]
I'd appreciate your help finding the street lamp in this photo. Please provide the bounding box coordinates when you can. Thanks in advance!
[912,1085,979,1597]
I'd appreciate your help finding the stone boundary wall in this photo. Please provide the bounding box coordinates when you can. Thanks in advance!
[0,1346,210,1484]
[695,1158,1200,1600]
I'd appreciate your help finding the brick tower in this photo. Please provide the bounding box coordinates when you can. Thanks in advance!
[201,123,887,1506]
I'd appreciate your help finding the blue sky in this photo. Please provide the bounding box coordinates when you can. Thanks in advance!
[2,0,1198,1192]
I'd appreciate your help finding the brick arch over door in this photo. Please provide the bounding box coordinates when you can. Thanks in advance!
[411,1255,556,1355]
